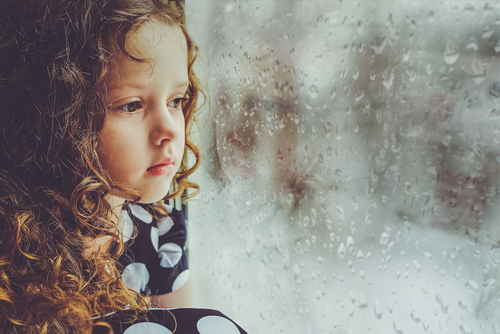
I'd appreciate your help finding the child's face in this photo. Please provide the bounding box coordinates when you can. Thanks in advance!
[97,21,188,203]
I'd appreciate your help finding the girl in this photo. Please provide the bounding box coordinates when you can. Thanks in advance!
[0,0,247,333]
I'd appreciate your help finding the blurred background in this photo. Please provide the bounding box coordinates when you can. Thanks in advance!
[184,1,500,333]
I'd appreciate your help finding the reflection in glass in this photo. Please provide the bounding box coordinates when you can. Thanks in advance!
[187,1,500,333]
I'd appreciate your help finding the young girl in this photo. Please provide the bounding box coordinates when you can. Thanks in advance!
[0,0,247,333]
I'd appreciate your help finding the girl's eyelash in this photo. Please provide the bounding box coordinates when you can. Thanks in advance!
[113,97,189,115]
[167,97,190,109]
[116,101,143,114]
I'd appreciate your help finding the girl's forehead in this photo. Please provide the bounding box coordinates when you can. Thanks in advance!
[105,22,188,91]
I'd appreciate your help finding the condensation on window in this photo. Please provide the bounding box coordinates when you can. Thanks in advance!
[186,1,500,333]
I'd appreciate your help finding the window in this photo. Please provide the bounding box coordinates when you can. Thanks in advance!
[186,1,500,332]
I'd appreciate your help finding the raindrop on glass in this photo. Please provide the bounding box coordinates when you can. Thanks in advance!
[370,36,386,55]
[337,243,346,260]
[489,82,500,97]
[483,27,494,39]
[427,11,435,23]
[374,299,383,319]
[309,85,319,99]
[444,42,459,65]
[466,35,478,51]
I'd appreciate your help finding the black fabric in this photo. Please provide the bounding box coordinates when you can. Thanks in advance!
[118,203,188,295]
[93,308,248,334]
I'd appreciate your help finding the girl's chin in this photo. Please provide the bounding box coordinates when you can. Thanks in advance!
[136,190,171,204]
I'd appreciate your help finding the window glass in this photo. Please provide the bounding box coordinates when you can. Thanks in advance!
[186,1,500,332]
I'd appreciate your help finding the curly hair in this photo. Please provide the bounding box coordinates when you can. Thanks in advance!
[0,0,202,333]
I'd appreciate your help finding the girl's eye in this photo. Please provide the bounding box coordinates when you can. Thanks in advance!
[167,97,189,109]
[117,101,142,113]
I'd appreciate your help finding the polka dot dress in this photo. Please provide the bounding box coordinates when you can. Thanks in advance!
[93,202,247,334]
[93,308,247,334]
[118,202,189,295]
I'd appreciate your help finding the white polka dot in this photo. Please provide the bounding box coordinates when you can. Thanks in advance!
[172,269,190,291]
[157,216,174,236]
[197,316,240,334]
[122,263,149,293]
[151,227,159,252]
[129,204,153,224]
[123,322,172,334]
[158,243,183,268]
[151,201,173,214]
[119,209,135,243]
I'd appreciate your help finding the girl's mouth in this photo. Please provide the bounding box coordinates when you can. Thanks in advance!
[147,158,176,176]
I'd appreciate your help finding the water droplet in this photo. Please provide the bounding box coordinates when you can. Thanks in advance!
[483,27,494,39]
[303,216,310,227]
[413,260,421,272]
[444,42,459,65]
[463,3,475,14]
[343,44,350,55]
[374,299,383,319]
[403,48,410,62]
[465,279,479,293]
[324,122,333,138]
[277,148,283,163]
[435,293,449,314]
[290,48,295,56]
[335,206,345,221]
[426,64,433,75]
[365,214,371,225]
[460,324,473,334]
[380,232,389,245]
[355,89,364,101]
[352,67,359,80]
[346,236,354,253]
[356,20,365,34]
[483,278,496,291]
[370,70,376,81]
[293,263,300,279]
[330,86,337,100]
[442,134,452,147]
[472,59,486,84]
[427,11,435,23]
[370,36,386,55]
[382,67,394,89]
[490,109,500,118]
[410,310,421,323]
[493,322,500,334]
[495,40,500,52]
[490,82,500,97]
[309,85,319,99]
[466,35,478,51]
[393,321,403,334]
[358,294,368,309]
[390,133,402,153]
[337,243,346,260]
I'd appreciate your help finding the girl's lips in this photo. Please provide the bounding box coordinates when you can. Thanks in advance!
[147,162,176,176]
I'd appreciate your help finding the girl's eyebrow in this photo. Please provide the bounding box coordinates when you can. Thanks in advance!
[174,81,189,90]
[107,83,147,91]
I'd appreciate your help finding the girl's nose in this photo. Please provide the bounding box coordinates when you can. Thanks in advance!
[150,103,184,146]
